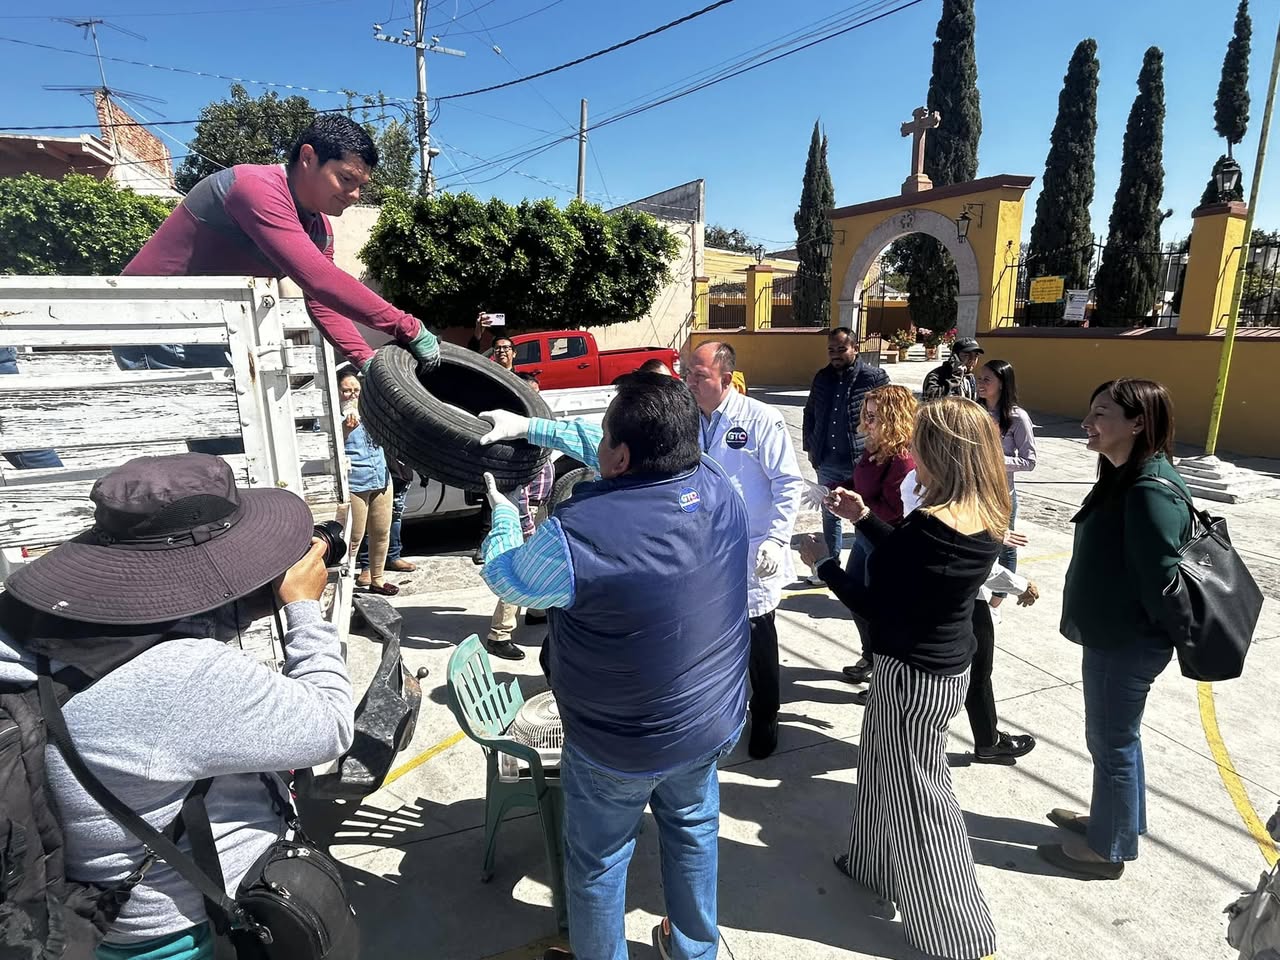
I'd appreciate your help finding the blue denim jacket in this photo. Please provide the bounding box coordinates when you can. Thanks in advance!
[344,422,389,494]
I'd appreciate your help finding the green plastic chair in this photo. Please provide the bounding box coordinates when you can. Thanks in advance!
[446,634,566,930]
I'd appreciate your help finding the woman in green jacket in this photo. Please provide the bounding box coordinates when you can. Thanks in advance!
[1038,379,1191,880]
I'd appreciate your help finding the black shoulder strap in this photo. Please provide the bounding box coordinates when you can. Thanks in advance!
[34,658,249,932]
[1141,474,1213,532]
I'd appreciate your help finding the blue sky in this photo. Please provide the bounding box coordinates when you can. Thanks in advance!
[0,0,1274,250]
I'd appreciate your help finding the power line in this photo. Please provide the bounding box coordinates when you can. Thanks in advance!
[440,0,566,38]
[436,0,741,101]
[0,0,357,20]
[1,101,411,134]
[0,35,411,104]
[435,0,919,187]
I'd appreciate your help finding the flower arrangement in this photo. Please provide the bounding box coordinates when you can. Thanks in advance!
[941,326,958,346]
[918,326,944,348]
[887,327,917,350]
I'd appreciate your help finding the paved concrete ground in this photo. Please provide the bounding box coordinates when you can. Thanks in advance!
[308,356,1280,960]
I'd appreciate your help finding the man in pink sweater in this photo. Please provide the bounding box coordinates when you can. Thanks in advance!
[117,114,437,373]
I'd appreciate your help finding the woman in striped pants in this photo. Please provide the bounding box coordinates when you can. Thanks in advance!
[799,398,1010,959]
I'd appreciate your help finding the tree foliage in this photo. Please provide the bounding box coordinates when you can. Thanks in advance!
[704,224,755,252]
[923,0,982,186]
[1215,0,1252,151]
[891,0,982,330]
[176,84,315,192]
[1028,39,1100,291]
[0,173,174,275]
[360,192,680,330]
[176,84,418,198]
[793,121,835,328]
[1093,47,1166,326]
[1201,153,1248,207]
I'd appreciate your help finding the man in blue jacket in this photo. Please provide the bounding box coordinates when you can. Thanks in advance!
[478,373,749,960]
[801,327,890,573]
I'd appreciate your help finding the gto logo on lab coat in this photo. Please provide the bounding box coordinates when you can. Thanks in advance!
[725,427,749,449]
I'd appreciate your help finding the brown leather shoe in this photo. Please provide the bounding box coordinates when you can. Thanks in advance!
[385,558,417,572]
[355,571,371,588]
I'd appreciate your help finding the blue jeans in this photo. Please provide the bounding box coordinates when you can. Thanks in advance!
[0,347,63,469]
[994,489,1019,597]
[560,725,742,960]
[817,460,851,560]
[357,483,407,566]
[113,346,243,455]
[1081,641,1173,861]
[843,531,872,655]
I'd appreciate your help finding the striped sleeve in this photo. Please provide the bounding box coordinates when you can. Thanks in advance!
[527,417,604,472]
[481,517,576,610]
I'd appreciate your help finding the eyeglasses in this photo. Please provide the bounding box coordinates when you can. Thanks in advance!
[493,345,514,352]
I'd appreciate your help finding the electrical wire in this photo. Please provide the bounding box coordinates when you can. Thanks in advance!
[436,0,741,101]
[439,0,566,38]
[0,0,358,19]
[434,0,920,188]
[0,35,413,104]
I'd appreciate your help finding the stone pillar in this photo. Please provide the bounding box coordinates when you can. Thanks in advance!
[744,264,773,332]
[692,275,709,331]
[1179,202,1248,336]
[955,294,981,339]
[838,298,859,336]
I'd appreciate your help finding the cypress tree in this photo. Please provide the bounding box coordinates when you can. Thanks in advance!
[923,0,982,184]
[1093,47,1166,327]
[1202,1,1252,204]
[1216,0,1252,155]
[896,0,982,332]
[793,121,835,328]
[1027,38,1100,312]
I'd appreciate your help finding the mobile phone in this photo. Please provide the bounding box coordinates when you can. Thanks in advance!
[479,312,506,327]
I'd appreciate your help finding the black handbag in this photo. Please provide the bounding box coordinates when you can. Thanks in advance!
[1145,475,1263,682]
[37,666,359,960]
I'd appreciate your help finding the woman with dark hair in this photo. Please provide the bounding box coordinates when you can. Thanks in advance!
[1038,379,1190,879]
[976,359,1036,612]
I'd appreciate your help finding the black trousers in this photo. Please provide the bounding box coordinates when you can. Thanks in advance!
[964,600,998,748]
[749,611,781,721]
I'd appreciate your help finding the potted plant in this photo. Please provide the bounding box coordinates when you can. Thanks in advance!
[942,326,958,349]
[887,326,916,362]
[919,327,944,360]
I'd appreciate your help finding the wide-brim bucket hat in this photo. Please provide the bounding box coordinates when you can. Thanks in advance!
[5,453,315,625]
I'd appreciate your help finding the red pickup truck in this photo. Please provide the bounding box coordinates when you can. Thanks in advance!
[509,330,681,389]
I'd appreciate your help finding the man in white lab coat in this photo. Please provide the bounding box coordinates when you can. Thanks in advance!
[687,342,804,759]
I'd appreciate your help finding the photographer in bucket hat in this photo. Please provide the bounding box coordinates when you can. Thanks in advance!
[0,453,355,960]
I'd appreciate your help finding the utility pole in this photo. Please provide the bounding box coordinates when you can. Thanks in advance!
[577,98,588,201]
[373,7,464,196]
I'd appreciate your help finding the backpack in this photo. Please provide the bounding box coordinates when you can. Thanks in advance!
[0,669,139,959]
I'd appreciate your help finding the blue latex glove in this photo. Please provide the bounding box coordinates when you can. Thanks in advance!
[406,323,440,371]
[360,356,374,376]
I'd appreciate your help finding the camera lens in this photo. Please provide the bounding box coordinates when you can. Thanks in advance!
[313,520,347,568]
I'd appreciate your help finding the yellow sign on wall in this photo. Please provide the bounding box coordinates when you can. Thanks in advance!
[1029,276,1066,303]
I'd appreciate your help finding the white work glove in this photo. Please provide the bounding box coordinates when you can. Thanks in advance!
[799,480,830,512]
[481,471,519,520]
[478,409,532,445]
[755,540,783,578]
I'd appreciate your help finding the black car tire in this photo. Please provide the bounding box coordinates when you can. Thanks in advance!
[359,342,553,493]
[547,466,595,515]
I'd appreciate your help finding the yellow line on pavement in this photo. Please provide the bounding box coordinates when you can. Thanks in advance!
[1019,550,1074,564]
[381,731,467,788]
[1198,681,1278,866]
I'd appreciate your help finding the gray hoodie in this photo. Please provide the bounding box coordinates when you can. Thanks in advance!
[0,599,353,944]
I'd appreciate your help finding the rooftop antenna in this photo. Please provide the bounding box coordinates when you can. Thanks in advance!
[44,18,166,158]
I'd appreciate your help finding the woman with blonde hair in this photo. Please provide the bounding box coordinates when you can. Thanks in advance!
[799,397,1007,960]
[835,384,916,691]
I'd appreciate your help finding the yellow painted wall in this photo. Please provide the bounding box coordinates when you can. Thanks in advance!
[704,248,799,281]
[982,331,1280,458]
[829,181,1028,334]
[684,329,831,385]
